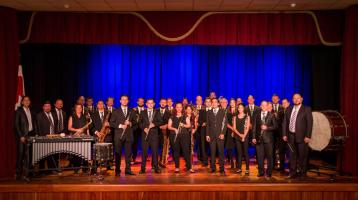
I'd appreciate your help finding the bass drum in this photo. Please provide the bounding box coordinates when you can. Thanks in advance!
[309,110,348,151]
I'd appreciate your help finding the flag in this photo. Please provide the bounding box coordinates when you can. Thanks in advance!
[15,65,25,110]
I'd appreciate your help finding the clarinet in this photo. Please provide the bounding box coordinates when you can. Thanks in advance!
[120,113,131,140]
[144,111,154,141]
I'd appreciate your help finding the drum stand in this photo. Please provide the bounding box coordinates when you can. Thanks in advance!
[309,141,352,181]
[95,159,106,181]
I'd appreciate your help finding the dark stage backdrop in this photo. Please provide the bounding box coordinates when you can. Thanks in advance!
[20,44,340,113]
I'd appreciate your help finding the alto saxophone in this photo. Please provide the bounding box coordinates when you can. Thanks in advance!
[98,111,111,143]
[74,119,92,136]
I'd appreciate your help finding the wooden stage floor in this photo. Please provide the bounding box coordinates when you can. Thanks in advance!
[1,156,358,200]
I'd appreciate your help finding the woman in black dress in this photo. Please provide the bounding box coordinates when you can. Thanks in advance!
[232,103,251,174]
[226,98,238,169]
[168,103,193,173]
[67,104,89,173]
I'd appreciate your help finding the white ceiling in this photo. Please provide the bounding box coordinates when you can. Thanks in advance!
[0,0,357,11]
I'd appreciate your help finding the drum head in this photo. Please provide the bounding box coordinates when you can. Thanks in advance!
[309,112,332,151]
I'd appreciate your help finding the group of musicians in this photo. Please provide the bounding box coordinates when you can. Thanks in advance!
[14,92,313,180]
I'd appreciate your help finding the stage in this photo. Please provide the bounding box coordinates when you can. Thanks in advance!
[0,157,357,200]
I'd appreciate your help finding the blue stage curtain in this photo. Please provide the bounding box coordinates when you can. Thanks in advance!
[81,45,311,106]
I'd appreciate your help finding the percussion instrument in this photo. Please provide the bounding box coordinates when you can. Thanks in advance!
[29,135,95,165]
[309,110,348,151]
[94,143,113,161]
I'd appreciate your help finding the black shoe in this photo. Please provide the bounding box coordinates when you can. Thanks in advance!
[245,170,250,175]
[236,169,242,174]
[257,173,264,177]
[286,174,297,179]
[220,170,226,176]
[154,168,161,174]
[139,169,146,174]
[266,174,272,178]
[115,171,121,176]
[210,169,216,173]
[125,171,135,175]
[202,163,209,167]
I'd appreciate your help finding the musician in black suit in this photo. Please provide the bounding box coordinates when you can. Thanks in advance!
[206,98,227,175]
[252,101,277,177]
[271,95,286,171]
[245,95,261,143]
[85,97,95,114]
[157,98,171,167]
[13,96,36,181]
[198,97,211,166]
[109,95,137,176]
[139,98,162,174]
[91,100,110,142]
[36,101,58,172]
[282,93,313,178]
[132,97,145,164]
[52,99,67,134]
[106,97,115,146]
[90,100,111,174]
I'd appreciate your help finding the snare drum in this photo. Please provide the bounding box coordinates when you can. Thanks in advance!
[94,143,113,161]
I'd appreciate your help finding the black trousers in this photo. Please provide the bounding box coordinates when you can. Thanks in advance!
[141,133,159,170]
[169,132,191,170]
[132,128,142,162]
[256,142,273,175]
[209,138,225,171]
[114,133,132,173]
[15,140,28,177]
[235,137,250,170]
[288,132,309,175]
[199,127,209,165]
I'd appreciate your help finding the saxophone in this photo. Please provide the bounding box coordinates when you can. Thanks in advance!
[98,111,111,143]
[74,119,92,136]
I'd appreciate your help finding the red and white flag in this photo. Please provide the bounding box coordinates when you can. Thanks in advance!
[15,65,25,110]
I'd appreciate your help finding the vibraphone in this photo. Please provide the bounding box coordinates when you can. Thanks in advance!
[28,135,95,169]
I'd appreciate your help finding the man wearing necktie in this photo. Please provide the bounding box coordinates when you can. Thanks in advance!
[206,98,227,175]
[52,99,67,134]
[36,101,58,173]
[252,101,277,178]
[139,98,162,174]
[282,93,313,179]
[110,95,137,176]
[131,97,145,164]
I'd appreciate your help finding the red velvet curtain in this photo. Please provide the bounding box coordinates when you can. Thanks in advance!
[0,7,18,178]
[17,11,343,45]
[341,5,358,176]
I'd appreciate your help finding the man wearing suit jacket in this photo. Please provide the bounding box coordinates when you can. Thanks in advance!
[198,97,211,166]
[206,98,227,175]
[36,101,56,136]
[91,100,110,142]
[110,95,136,176]
[157,98,171,167]
[36,101,58,171]
[52,99,67,134]
[271,94,286,171]
[245,95,261,142]
[13,96,36,181]
[131,97,145,164]
[139,99,162,174]
[252,101,277,177]
[283,93,313,178]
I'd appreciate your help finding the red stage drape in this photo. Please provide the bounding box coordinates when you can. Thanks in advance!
[0,7,18,178]
[17,11,343,45]
[341,5,358,176]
